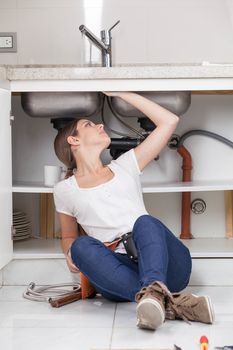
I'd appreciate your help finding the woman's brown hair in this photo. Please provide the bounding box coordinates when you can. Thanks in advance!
[54,119,79,179]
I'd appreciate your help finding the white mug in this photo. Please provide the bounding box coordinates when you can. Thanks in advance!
[44,165,62,187]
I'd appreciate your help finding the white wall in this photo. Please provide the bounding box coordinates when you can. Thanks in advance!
[1,0,233,65]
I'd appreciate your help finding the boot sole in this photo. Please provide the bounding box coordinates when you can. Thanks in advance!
[203,295,215,324]
[136,297,165,330]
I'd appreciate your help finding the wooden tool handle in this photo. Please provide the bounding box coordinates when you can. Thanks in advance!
[49,291,82,307]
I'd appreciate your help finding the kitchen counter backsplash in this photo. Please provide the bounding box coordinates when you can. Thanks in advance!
[2,63,233,80]
[0,66,6,80]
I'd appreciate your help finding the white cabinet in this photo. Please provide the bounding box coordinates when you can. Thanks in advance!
[0,86,13,269]
[0,73,232,264]
[11,90,233,261]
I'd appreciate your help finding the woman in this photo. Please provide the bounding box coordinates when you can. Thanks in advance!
[53,91,214,331]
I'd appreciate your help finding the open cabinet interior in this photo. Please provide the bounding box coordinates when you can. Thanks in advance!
[11,92,233,258]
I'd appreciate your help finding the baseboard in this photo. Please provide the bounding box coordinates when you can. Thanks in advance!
[2,257,233,286]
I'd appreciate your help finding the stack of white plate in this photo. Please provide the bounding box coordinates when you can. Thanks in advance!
[13,210,32,241]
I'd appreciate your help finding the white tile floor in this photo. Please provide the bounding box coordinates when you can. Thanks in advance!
[0,285,233,350]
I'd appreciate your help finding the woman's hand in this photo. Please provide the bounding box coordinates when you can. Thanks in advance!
[66,252,80,273]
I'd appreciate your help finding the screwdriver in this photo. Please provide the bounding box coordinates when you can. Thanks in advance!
[200,336,209,350]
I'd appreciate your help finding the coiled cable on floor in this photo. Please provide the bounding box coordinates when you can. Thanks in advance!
[23,282,81,303]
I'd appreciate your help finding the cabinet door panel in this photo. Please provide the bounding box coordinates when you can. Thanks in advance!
[0,87,13,270]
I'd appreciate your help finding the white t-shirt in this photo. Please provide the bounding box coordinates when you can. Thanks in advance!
[53,148,149,253]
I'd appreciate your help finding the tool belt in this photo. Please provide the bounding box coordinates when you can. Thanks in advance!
[120,231,138,262]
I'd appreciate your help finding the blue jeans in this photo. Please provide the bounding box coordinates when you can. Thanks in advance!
[71,214,192,302]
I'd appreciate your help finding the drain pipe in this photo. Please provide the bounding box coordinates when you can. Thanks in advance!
[177,145,194,239]
[176,129,233,240]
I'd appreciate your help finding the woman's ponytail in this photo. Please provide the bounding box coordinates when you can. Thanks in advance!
[54,120,79,179]
[65,168,75,179]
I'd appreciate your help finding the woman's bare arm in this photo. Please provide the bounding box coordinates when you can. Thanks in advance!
[58,212,80,272]
[104,91,179,172]
[59,212,78,254]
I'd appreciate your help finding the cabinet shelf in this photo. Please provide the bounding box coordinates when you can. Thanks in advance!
[12,237,233,259]
[142,180,233,193]
[183,237,233,258]
[13,181,53,193]
[13,179,233,193]
[13,238,62,259]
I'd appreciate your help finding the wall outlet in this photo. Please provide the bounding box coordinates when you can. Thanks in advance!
[0,32,17,53]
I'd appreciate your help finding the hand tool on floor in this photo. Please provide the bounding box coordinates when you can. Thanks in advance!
[174,345,182,350]
[215,347,233,350]
[200,335,209,350]
[48,290,82,307]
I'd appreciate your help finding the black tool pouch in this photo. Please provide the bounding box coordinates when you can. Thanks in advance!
[121,232,138,262]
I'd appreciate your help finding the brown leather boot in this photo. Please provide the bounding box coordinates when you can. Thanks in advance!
[165,292,215,324]
[135,281,172,330]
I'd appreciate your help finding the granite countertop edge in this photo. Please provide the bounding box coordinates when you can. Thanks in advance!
[2,63,233,80]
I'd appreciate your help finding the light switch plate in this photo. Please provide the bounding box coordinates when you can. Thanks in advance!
[0,32,17,52]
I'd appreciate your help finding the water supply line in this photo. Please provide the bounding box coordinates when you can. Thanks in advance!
[178,129,233,148]
[176,129,233,240]
[23,282,81,307]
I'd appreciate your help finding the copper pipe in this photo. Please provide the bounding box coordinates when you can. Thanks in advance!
[177,145,193,239]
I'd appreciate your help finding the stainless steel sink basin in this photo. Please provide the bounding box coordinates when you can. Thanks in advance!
[110,91,191,117]
[21,91,103,118]
[21,90,191,122]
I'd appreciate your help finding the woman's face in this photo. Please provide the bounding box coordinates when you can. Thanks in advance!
[76,119,111,149]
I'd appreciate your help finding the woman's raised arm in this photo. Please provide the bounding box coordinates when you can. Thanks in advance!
[103,91,179,172]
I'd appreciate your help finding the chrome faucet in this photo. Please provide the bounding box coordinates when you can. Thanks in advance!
[79,20,120,67]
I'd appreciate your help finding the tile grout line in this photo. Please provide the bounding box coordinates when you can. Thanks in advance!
[109,302,118,349]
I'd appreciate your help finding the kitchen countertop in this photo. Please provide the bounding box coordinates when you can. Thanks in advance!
[2,62,233,80]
